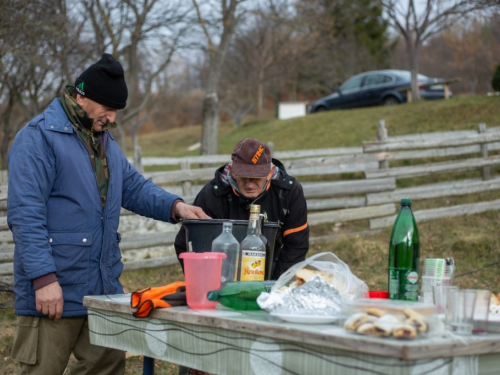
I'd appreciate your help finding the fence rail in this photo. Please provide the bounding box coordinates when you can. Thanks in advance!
[1,121,500,282]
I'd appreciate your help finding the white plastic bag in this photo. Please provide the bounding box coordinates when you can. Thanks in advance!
[272,252,368,301]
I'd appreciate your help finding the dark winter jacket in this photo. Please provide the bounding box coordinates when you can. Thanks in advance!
[174,160,309,279]
[8,98,181,317]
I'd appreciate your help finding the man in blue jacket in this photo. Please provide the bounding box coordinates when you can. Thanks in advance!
[7,54,209,374]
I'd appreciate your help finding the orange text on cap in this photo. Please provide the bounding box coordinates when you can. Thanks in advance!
[252,145,264,164]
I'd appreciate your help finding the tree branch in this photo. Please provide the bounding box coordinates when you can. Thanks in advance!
[192,0,213,51]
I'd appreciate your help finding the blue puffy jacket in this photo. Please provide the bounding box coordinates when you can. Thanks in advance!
[8,98,181,317]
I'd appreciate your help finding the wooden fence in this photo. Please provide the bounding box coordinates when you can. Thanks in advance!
[1,121,500,284]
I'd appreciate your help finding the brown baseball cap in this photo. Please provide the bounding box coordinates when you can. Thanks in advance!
[230,138,272,178]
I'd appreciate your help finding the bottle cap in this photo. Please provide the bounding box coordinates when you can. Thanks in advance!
[222,221,233,229]
[207,291,219,301]
[249,204,261,214]
[401,198,412,206]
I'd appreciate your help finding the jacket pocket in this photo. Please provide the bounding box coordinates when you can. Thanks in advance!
[48,231,92,286]
[111,232,124,280]
[11,316,39,365]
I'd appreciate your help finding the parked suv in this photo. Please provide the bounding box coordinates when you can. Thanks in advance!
[308,69,450,113]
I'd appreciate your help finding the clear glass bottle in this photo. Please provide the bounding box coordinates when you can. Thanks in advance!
[388,199,420,301]
[212,221,240,285]
[258,214,270,279]
[239,205,266,281]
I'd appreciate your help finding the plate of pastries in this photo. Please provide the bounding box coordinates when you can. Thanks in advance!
[344,307,429,340]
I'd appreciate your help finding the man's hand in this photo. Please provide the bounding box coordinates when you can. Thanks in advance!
[35,281,64,321]
[175,202,211,220]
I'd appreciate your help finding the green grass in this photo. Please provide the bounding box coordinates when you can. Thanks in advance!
[2,95,500,374]
[133,95,500,157]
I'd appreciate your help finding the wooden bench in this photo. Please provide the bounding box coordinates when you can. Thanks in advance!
[396,77,462,102]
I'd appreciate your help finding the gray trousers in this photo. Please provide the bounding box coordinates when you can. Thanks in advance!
[11,315,125,375]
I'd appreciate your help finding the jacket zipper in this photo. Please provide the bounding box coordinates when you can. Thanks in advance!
[74,130,107,288]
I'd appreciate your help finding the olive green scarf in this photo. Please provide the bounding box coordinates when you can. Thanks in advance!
[59,86,116,208]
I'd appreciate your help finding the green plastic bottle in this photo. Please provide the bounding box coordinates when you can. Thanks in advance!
[388,199,420,301]
[206,280,276,310]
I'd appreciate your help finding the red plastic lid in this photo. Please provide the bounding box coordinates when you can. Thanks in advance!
[368,290,389,299]
[179,252,226,260]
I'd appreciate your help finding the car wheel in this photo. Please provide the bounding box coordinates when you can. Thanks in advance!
[314,106,327,113]
[383,96,399,106]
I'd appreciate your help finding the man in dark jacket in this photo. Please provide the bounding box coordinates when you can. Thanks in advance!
[175,138,309,280]
[8,54,209,375]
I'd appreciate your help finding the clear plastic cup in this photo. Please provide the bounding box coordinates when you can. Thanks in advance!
[471,289,491,334]
[179,252,226,309]
[448,289,477,335]
[421,276,451,304]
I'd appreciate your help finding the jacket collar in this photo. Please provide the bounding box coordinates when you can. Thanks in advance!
[43,99,74,134]
[42,98,115,142]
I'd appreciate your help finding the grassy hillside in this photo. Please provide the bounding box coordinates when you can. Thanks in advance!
[134,95,500,157]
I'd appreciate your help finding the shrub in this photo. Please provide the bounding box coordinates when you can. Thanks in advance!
[492,64,500,92]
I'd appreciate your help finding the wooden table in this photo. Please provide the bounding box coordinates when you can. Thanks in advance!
[83,294,500,375]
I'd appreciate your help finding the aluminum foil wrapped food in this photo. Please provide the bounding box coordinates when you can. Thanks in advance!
[257,275,342,316]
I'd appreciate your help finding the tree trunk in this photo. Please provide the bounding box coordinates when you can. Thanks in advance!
[113,125,127,155]
[256,67,264,120]
[199,0,239,156]
[408,40,421,102]
[200,93,219,156]
[1,137,9,170]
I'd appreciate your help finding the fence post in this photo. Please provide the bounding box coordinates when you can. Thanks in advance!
[377,120,389,169]
[134,145,144,174]
[478,123,490,180]
[0,170,8,186]
[180,161,192,197]
[267,141,274,155]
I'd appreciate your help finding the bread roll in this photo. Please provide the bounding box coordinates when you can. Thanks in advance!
[365,307,386,317]
[356,322,377,335]
[344,313,372,331]
[373,319,398,337]
[393,324,417,339]
[295,268,334,285]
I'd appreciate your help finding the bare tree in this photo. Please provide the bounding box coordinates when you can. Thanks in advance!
[381,0,492,101]
[0,0,85,169]
[192,0,246,156]
[82,0,192,153]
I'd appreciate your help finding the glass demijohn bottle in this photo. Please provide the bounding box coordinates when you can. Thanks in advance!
[211,221,240,285]
[388,199,420,301]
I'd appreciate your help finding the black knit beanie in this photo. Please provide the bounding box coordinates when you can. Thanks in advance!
[74,53,128,109]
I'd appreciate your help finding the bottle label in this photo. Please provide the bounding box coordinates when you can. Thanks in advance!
[240,250,266,281]
[406,271,418,284]
[388,269,399,299]
[401,270,419,301]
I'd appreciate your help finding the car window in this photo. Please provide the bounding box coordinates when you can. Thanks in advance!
[394,71,429,81]
[340,76,364,93]
[363,74,393,87]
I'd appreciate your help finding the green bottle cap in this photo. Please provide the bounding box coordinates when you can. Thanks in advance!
[401,198,412,206]
[207,291,219,301]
